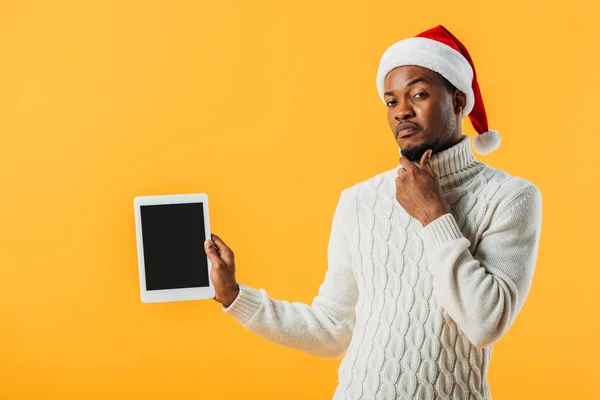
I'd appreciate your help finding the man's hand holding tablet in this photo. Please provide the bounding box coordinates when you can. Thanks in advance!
[134,193,216,303]
[205,234,240,308]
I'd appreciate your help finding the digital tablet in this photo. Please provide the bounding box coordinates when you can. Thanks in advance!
[133,193,215,303]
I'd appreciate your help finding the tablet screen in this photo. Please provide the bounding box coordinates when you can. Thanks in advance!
[140,202,209,291]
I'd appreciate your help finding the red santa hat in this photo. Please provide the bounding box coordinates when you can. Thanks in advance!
[376,25,501,155]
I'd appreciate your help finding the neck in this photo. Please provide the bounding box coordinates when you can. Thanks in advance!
[434,132,463,154]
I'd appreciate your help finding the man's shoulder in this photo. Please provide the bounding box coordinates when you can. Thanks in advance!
[474,164,542,220]
[341,165,398,195]
[334,166,398,208]
[479,164,541,205]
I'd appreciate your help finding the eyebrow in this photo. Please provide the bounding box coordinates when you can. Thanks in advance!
[384,77,429,97]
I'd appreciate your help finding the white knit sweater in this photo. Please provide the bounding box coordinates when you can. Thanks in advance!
[222,134,543,400]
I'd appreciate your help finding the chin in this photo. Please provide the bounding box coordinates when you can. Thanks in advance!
[399,140,431,163]
[397,136,423,148]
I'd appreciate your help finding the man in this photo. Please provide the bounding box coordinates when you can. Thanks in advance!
[204,25,542,399]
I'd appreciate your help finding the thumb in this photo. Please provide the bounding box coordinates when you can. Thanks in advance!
[420,149,435,176]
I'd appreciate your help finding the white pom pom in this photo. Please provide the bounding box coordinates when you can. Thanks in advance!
[472,130,501,155]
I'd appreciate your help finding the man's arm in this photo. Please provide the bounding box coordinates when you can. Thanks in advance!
[418,185,542,349]
[221,188,358,359]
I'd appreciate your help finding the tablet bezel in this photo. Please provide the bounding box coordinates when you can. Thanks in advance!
[133,193,215,303]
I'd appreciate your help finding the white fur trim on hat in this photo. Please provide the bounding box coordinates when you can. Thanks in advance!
[376,37,475,118]
[472,130,501,155]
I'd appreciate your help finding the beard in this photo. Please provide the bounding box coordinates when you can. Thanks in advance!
[400,139,439,162]
[399,116,457,162]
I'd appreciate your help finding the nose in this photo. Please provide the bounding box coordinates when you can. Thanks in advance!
[394,98,415,121]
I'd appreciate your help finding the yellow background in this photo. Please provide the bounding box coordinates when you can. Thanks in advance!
[1,1,598,399]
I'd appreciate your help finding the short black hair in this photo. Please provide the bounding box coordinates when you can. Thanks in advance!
[441,76,458,94]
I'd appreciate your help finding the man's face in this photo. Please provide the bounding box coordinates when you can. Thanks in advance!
[384,65,465,162]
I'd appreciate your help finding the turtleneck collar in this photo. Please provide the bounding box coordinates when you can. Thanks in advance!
[397,134,483,191]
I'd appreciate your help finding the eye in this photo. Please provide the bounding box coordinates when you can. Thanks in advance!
[413,92,428,99]
[386,99,397,107]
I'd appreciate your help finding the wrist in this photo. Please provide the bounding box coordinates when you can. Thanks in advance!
[217,284,240,308]
[421,207,450,226]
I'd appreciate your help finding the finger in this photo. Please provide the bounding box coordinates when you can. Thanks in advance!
[419,149,430,167]
[204,240,223,265]
[212,234,234,264]
[399,156,417,173]
[211,234,227,250]
[420,149,435,176]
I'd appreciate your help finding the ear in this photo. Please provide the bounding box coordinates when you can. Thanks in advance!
[453,90,467,115]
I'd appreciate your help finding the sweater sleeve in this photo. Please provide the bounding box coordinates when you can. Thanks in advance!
[220,188,359,359]
[418,185,542,349]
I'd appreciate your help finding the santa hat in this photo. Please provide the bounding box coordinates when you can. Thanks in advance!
[376,25,501,155]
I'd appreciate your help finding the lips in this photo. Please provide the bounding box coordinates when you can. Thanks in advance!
[397,123,421,138]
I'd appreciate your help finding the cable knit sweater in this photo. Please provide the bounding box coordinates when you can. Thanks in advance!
[222,134,543,400]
